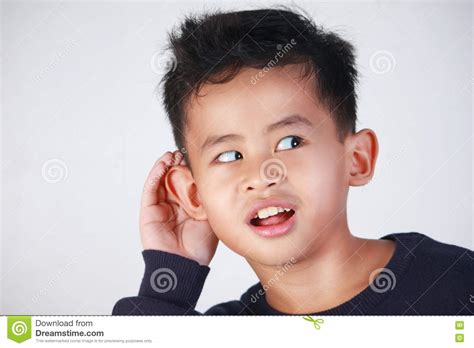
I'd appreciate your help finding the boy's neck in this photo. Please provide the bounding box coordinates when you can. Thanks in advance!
[246,225,396,314]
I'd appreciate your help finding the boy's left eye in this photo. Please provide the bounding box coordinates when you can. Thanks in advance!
[276,135,304,151]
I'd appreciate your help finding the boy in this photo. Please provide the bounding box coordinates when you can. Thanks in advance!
[112,7,473,315]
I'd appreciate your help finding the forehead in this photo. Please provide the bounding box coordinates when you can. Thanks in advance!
[183,64,326,148]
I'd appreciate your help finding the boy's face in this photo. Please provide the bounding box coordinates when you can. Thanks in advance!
[184,64,352,266]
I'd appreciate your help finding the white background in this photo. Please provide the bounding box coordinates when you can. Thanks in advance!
[1,0,472,314]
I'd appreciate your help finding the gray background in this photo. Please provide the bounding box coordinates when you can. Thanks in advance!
[1,0,472,314]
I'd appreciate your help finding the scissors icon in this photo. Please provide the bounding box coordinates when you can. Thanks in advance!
[303,316,324,330]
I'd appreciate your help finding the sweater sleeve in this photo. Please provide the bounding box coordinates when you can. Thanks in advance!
[112,250,210,315]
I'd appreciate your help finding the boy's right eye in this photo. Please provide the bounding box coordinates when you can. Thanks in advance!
[215,150,243,163]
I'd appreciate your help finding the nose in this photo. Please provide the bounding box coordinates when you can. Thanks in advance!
[240,157,288,193]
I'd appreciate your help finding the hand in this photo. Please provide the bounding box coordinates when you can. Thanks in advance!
[139,150,218,266]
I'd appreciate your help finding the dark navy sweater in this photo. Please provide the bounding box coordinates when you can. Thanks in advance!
[112,232,474,315]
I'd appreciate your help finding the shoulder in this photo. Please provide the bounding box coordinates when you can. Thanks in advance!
[382,232,474,261]
[413,232,473,283]
[378,232,473,314]
[381,231,473,290]
[387,232,472,291]
[383,231,473,271]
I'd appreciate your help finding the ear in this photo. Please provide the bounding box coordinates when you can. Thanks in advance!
[164,164,208,220]
[346,128,379,187]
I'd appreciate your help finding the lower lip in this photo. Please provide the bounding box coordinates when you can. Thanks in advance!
[247,211,296,238]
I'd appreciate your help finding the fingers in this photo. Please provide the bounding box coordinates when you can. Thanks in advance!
[179,151,187,165]
[141,151,183,208]
[174,150,184,165]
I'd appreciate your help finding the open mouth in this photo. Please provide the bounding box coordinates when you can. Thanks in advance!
[250,209,296,226]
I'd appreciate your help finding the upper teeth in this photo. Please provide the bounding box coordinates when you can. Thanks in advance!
[255,206,291,219]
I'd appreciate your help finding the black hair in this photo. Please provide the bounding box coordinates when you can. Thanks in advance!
[158,5,359,166]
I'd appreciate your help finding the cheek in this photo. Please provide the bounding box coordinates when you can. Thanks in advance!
[196,171,258,254]
[293,148,347,222]
[197,179,239,239]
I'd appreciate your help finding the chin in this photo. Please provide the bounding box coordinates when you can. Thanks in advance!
[244,243,301,268]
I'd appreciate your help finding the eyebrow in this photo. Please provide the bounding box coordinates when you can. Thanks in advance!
[200,114,313,153]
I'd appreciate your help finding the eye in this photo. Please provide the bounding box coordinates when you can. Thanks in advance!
[215,150,243,163]
[276,135,304,151]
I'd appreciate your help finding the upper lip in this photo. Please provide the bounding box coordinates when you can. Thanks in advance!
[245,197,298,225]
